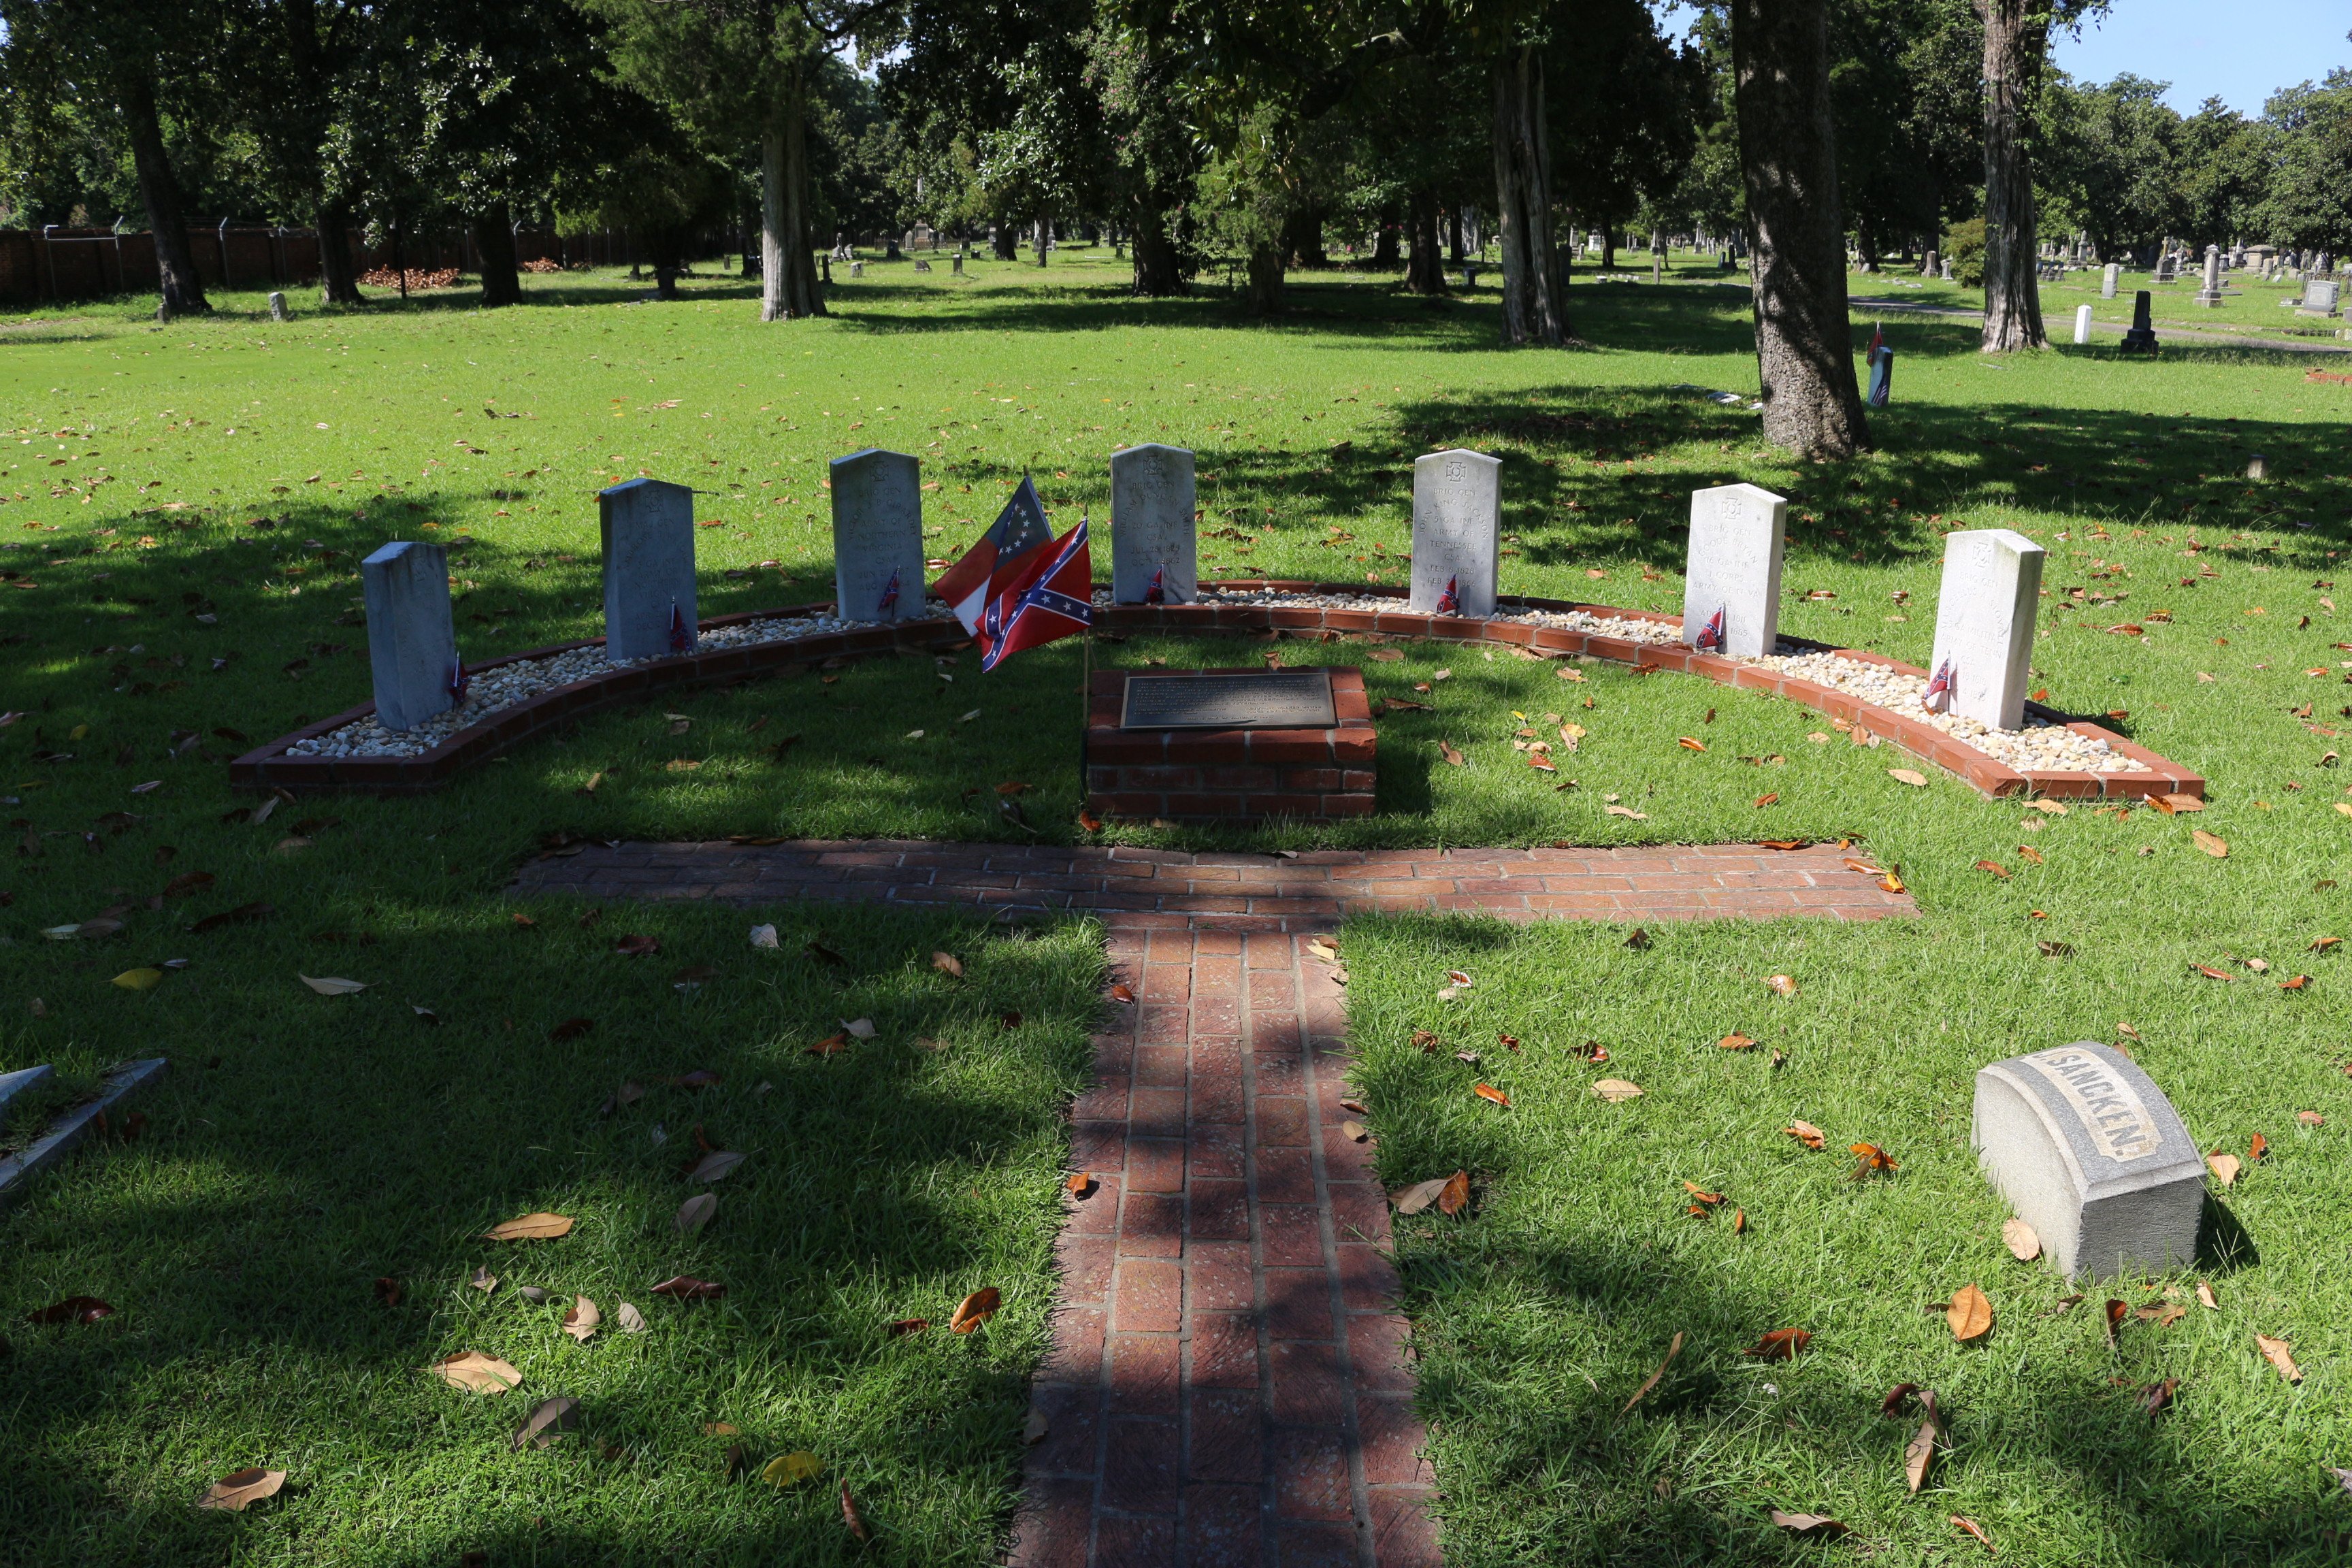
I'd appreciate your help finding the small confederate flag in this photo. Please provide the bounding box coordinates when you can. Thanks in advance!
[1923,657,1955,712]
[933,477,1054,634]
[1694,605,1726,652]
[1435,575,1460,615]
[979,517,1093,672]
[877,568,900,615]
[667,600,693,655]
[1145,565,1166,604]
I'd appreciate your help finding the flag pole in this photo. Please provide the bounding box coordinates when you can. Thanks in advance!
[1080,510,1093,819]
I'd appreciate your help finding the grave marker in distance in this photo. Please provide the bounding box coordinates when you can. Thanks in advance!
[1680,483,1787,657]
[1110,443,1198,604]
[829,448,926,622]
[1925,527,2044,730]
[599,478,698,662]
[361,540,459,732]
[1409,448,1501,617]
[1973,1042,2206,1279]
[2101,263,2119,299]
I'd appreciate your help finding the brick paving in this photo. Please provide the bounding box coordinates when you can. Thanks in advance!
[512,840,1913,1565]
[514,840,1916,931]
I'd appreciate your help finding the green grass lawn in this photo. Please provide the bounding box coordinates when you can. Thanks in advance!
[6,252,2352,1564]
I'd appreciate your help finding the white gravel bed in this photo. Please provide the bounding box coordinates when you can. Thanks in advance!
[284,604,959,759]
[1752,649,2146,774]
[1188,586,1684,644]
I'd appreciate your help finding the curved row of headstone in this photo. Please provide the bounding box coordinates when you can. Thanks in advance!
[359,446,2046,740]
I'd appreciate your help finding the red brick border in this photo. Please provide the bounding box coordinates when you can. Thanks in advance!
[1085,669,1378,822]
[231,584,2202,801]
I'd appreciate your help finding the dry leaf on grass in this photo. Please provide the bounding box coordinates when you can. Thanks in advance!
[1718,1032,1757,1051]
[951,1288,1001,1333]
[1604,804,1648,820]
[764,1451,822,1487]
[1947,1284,1993,1343]
[615,1302,647,1334]
[2206,1152,2242,1186]
[1742,1327,1810,1360]
[676,1194,717,1235]
[1473,1082,1511,1107]
[2257,1333,2304,1384]
[840,1480,870,1543]
[2003,1218,2042,1260]
[1437,1170,1471,1215]
[512,1396,581,1450]
[485,1212,574,1243]
[687,1151,746,1183]
[2140,1377,2178,1416]
[196,1467,287,1512]
[888,1317,930,1337]
[1951,1515,1994,1552]
[2198,1281,2220,1310]
[1888,768,1928,787]
[2104,1298,2129,1347]
[1622,1330,1684,1414]
[1592,1079,1644,1102]
[1765,975,1797,998]
[1850,1143,1899,1177]
[1768,1511,1848,1539]
[2191,828,2230,858]
[112,967,164,991]
[749,924,780,949]
[653,1275,725,1302]
[469,1267,497,1293]
[1906,1392,1946,1493]
[1783,1121,1827,1151]
[299,974,367,995]
[563,1297,601,1343]
[1390,1177,1451,1215]
[430,1352,523,1393]
[1439,741,1465,766]
[1676,736,1707,752]
[807,1033,850,1057]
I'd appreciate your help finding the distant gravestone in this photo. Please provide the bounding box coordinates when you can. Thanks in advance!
[2073,304,2093,344]
[828,448,926,623]
[1408,449,1501,617]
[1925,528,2044,730]
[1680,484,1786,658]
[599,478,698,661]
[849,259,864,277]
[361,540,459,732]
[1973,1043,2205,1281]
[267,291,288,321]
[1110,443,1197,604]
[2299,278,2340,317]
[1923,248,1940,278]
[2195,244,2224,308]
[2101,263,2119,299]
[2121,290,2159,355]
[913,258,932,273]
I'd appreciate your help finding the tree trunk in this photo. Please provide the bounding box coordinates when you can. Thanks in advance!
[1406,191,1448,295]
[474,205,521,306]
[1130,197,1186,296]
[1372,208,1400,267]
[1978,0,2047,350]
[1245,242,1285,314]
[1449,208,1465,263]
[1283,208,1327,267]
[316,198,361,305]
[1034,220,1049,265]
[1490,46,1565,346]
[1730,0,1869,457]
[993,224,1018,260]
[758,63,825,321]
[1602,228,1617,270]
[120,74,209,314]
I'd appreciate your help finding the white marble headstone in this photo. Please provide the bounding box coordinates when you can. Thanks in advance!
[1974,1043,2206,1279]
[1409,449,1501,617]
[829,448,926,623]
[2101,263,2119,299]
[1926,528,2044,730]
[361,540,459,732]
[1680,483,1786,657]
[599,478,698,662]
[1111,444,1197,604]
[2073,304,2093,344]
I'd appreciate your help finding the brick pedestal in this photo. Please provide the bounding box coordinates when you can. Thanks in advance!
[1086,668,1375,823]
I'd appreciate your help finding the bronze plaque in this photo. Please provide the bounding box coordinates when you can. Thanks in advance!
[1120,670,1337,730]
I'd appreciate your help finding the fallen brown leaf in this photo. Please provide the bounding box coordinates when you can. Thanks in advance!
[931,951,963,978]
[1592,1078,1644,1102]
[484,1212,575,1243]
[2198,1281,2220,1310]
[1437,1169,1471,1215]
[1718,1032,1757,1051]
[2257,1333,2303,1384]
[652,1275,725,1301]
[1947,1284,1993,1343]
[2206,1152,2242,1186]
[1473,1081,1510,1107]
[1768,1511,1847,1539]
[1765,975,1797,998]
[951,1287,1002,1333]
[676,1193,718,1235]
[1784,1122,1827,1151]
[513,1395,581,1450]
[196,1467,287,1512]
[2191,829,2228,858]
[2002,1218,2041,1261]
[840,1480,870,1543]
[429,1352,523,1393]
[1951,1515,1994,1552]
[1622,1330,1684,1414]
[1390,1177,1451,1215]
[1742,1327,1810,1360]
[1906,1391,1945,1493]
[563,1296,601,1343]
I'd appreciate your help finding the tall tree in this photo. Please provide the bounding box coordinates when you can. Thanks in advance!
[1975,0,2044,348]
[0,0,220,312]
[2258,70,2352,252]
[223,0,372,304]
[1490,42,1562,340]
[1731,0,1869,456]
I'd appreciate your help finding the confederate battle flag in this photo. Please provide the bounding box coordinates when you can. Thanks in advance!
[978,517,1094,672]
[932,476,1055,634]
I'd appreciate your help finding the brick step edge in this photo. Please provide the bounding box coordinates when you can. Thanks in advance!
[225,583,2204,802]
[0,1058,169,1213]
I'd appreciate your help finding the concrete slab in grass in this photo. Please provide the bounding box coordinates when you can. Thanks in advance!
[0,1058,168,1211]
[0,1063,56,1134]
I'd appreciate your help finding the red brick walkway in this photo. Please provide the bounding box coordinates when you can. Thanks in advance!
[512,841,1912,1566]
[515,840,1914,930]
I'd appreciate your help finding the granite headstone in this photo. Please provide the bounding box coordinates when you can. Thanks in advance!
[1973,1042,2206,1279]
[1409,449,1501,617]
[1925,528,2044,730]
[361,540,459,732]
[828,448,926,623]
[1680,483,1787,657]
[599,478,698,662]
[1110,443,1198,604]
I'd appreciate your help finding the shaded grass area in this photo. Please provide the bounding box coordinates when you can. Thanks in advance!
[10,250,2352,1567]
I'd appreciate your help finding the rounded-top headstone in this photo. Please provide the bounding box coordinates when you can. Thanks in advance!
[1680,483,1786,657]
[1110,444,1197,604]
[1926,528,2044,730]
[360,539,459,732]
[1973,1043,2205,1280]
[1409,449,1501,617]
[598,478,698,662]
[828,448,926,623]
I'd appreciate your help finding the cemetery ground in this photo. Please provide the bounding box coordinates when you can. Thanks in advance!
[4,251,2352,1565]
